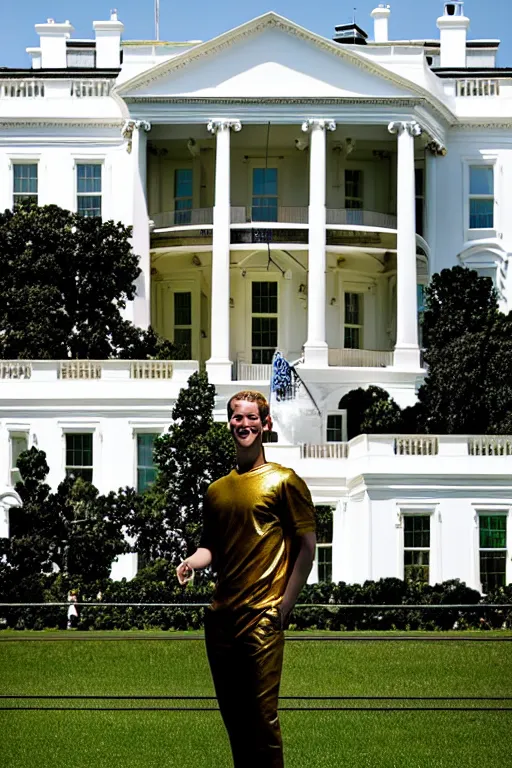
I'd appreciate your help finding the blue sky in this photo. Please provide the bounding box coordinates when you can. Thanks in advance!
[2,0,512,68]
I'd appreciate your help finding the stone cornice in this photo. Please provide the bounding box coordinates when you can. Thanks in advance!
[0,119,124,130]
[114,12,455,125]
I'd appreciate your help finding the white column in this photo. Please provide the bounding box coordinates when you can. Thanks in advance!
[125,119,151,328]
[388,121,422,369]
[205,119,241,383]
[424,140,446,275]
[302,118,336,368]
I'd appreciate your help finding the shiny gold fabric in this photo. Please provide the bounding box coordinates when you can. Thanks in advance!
[200,462,316,616]
[200,462,315,767]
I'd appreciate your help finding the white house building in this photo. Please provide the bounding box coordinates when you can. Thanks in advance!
[0,2,511,591]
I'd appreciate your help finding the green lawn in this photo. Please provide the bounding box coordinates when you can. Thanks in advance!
[1,631,511,767]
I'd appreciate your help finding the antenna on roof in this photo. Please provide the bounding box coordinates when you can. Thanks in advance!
[353,7,357,24]
[155,0,160,41]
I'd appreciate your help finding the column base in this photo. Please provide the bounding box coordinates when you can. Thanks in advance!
[206,358,233,384]
[302,342,329,368]
[393,345,422,370]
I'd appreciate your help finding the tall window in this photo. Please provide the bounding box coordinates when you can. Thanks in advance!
[174,169,193,225]
[415,167,425,237]
[174,292,192,358]
[252,282,278,364]
[10,434,28,486]
[345,169,363,224]
[77,164,101,218]
[13,164,38,207]
[316,505,334,583]
[326,414,344,443]
[469,166,494,229]
[344,293,363,349]
[479,515,507,592]
[65,433,93,482]
[403,515,430,583]
[252,168,278,222]
[137,433,159,493]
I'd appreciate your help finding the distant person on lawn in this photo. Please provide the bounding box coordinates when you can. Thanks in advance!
[177,390,316,768]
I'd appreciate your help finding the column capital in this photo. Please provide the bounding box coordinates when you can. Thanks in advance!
[207,119,242,134]
[388,120,422,138]
[122,119,151,152]
[426,139,448,157]
[301,118,337,134]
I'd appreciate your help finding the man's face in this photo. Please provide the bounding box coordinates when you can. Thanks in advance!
[229,399,267,451]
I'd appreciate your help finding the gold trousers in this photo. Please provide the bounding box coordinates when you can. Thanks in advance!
[204,607,285,768]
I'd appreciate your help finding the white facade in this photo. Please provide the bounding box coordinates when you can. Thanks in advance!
[1,4,511,591]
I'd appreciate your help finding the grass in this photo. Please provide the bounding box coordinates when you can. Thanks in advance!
[1,631,512,767]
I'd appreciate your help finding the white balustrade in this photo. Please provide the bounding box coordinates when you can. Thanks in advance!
[394,436,439,456]
[301,443,348,459]
[0,80,45,98]
[151,208,214,229]
[70,80,113,97]
[326,209,397,229]
[328,348,393,368]
[236,361,272,381]
[468,436,512,456]
[59,361,102,379]
[130,361,174,379]
[456,79,500,97]
[0,361,32,379]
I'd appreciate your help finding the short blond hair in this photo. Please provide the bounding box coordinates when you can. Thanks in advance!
[227,390,270,425]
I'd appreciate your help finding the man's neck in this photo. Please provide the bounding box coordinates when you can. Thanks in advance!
[236,446,266,474]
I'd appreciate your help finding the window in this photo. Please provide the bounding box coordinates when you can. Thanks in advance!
[65,433,93,482]
[415,167,425,237]
[252,282,278,364]
[327,414,344,443]
[174,292,192,358]
[137,433,159,493]
[316,505,334,583]
[344,293,363,349]
[479,515,507,592]
[345,170,363,224]
[404,515,430,583]
[66,48,96,68]
[10,434,28,486]
[252,168,278,222]
[469,166,494,229]
[77,164,101,218]
[174,169,193,225]
[13,164,38,207]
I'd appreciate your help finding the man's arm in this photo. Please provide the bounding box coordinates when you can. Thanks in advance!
[176,547,212,585]
[280,531,316,627]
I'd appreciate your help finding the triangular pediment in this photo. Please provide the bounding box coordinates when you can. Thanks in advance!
[117,13,421,101]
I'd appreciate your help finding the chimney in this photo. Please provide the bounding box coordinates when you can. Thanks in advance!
[34,19,74,68]
[93,10,124,69]
[371,5,391,43]
[437,2,470,68]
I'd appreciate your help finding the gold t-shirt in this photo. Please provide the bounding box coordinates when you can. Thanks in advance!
[200,462,316,613]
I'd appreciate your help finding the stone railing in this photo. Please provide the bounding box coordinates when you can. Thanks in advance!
[326,209,397,229]
[70,79,113,97]
[0,80,45,98]
[236,361,272,381]
[230,206,309,225]
[301,443,348,459]
[468,436,512,456]
[394,436,439,456]
[151,208,214,229]
[456,79,500,97]
[328,348,393,368]
[0,360,197,382]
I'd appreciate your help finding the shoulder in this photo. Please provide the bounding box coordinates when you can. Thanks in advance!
[206,470,235,496]
[268,464,309,493]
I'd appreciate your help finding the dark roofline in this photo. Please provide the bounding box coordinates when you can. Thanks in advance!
[432,67,512,78]
[334,23,368,39]
[425,41,500,49]
[0,68,120,78]
[67,41,96,49]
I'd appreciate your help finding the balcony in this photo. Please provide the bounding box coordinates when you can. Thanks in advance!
[0,359,198,383]
[230,206,308,225]
[326,209,397,230]
[151,208,214,230]
[0,78,114,99]
[328,349,393,368]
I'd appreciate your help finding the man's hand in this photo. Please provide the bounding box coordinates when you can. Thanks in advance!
[176,562,195,585]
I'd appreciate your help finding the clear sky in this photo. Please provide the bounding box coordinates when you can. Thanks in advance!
[2,0,512,68]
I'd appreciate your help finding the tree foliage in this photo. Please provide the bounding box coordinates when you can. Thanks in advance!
[338,386,402,440]
[0,204,186,360]
[128,370,236,566]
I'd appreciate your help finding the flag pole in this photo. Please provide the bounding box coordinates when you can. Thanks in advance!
[155,0,160,41]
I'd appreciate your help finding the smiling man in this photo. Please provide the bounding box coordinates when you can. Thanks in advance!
[177,390,316,768]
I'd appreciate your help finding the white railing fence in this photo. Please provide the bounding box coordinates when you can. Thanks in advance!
[70,80,113,97]
[59,361,102,379]
[328,348,393,368]
[468,436,512,456]
[326,209,397,229]
[130,361,174,379]
[151,208,214,229]
[230,206,309,224]
[394,436,439,456]
[456,79,500,97]
[0,360,196,381]
[0,80,45,98]
[236,361,272,381]
[0,361,32,379]
[301,443,348,459]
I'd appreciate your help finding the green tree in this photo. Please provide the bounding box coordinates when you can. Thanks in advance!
[129,371,236,565]
[338,385,402,440]
[0,203,184,360]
